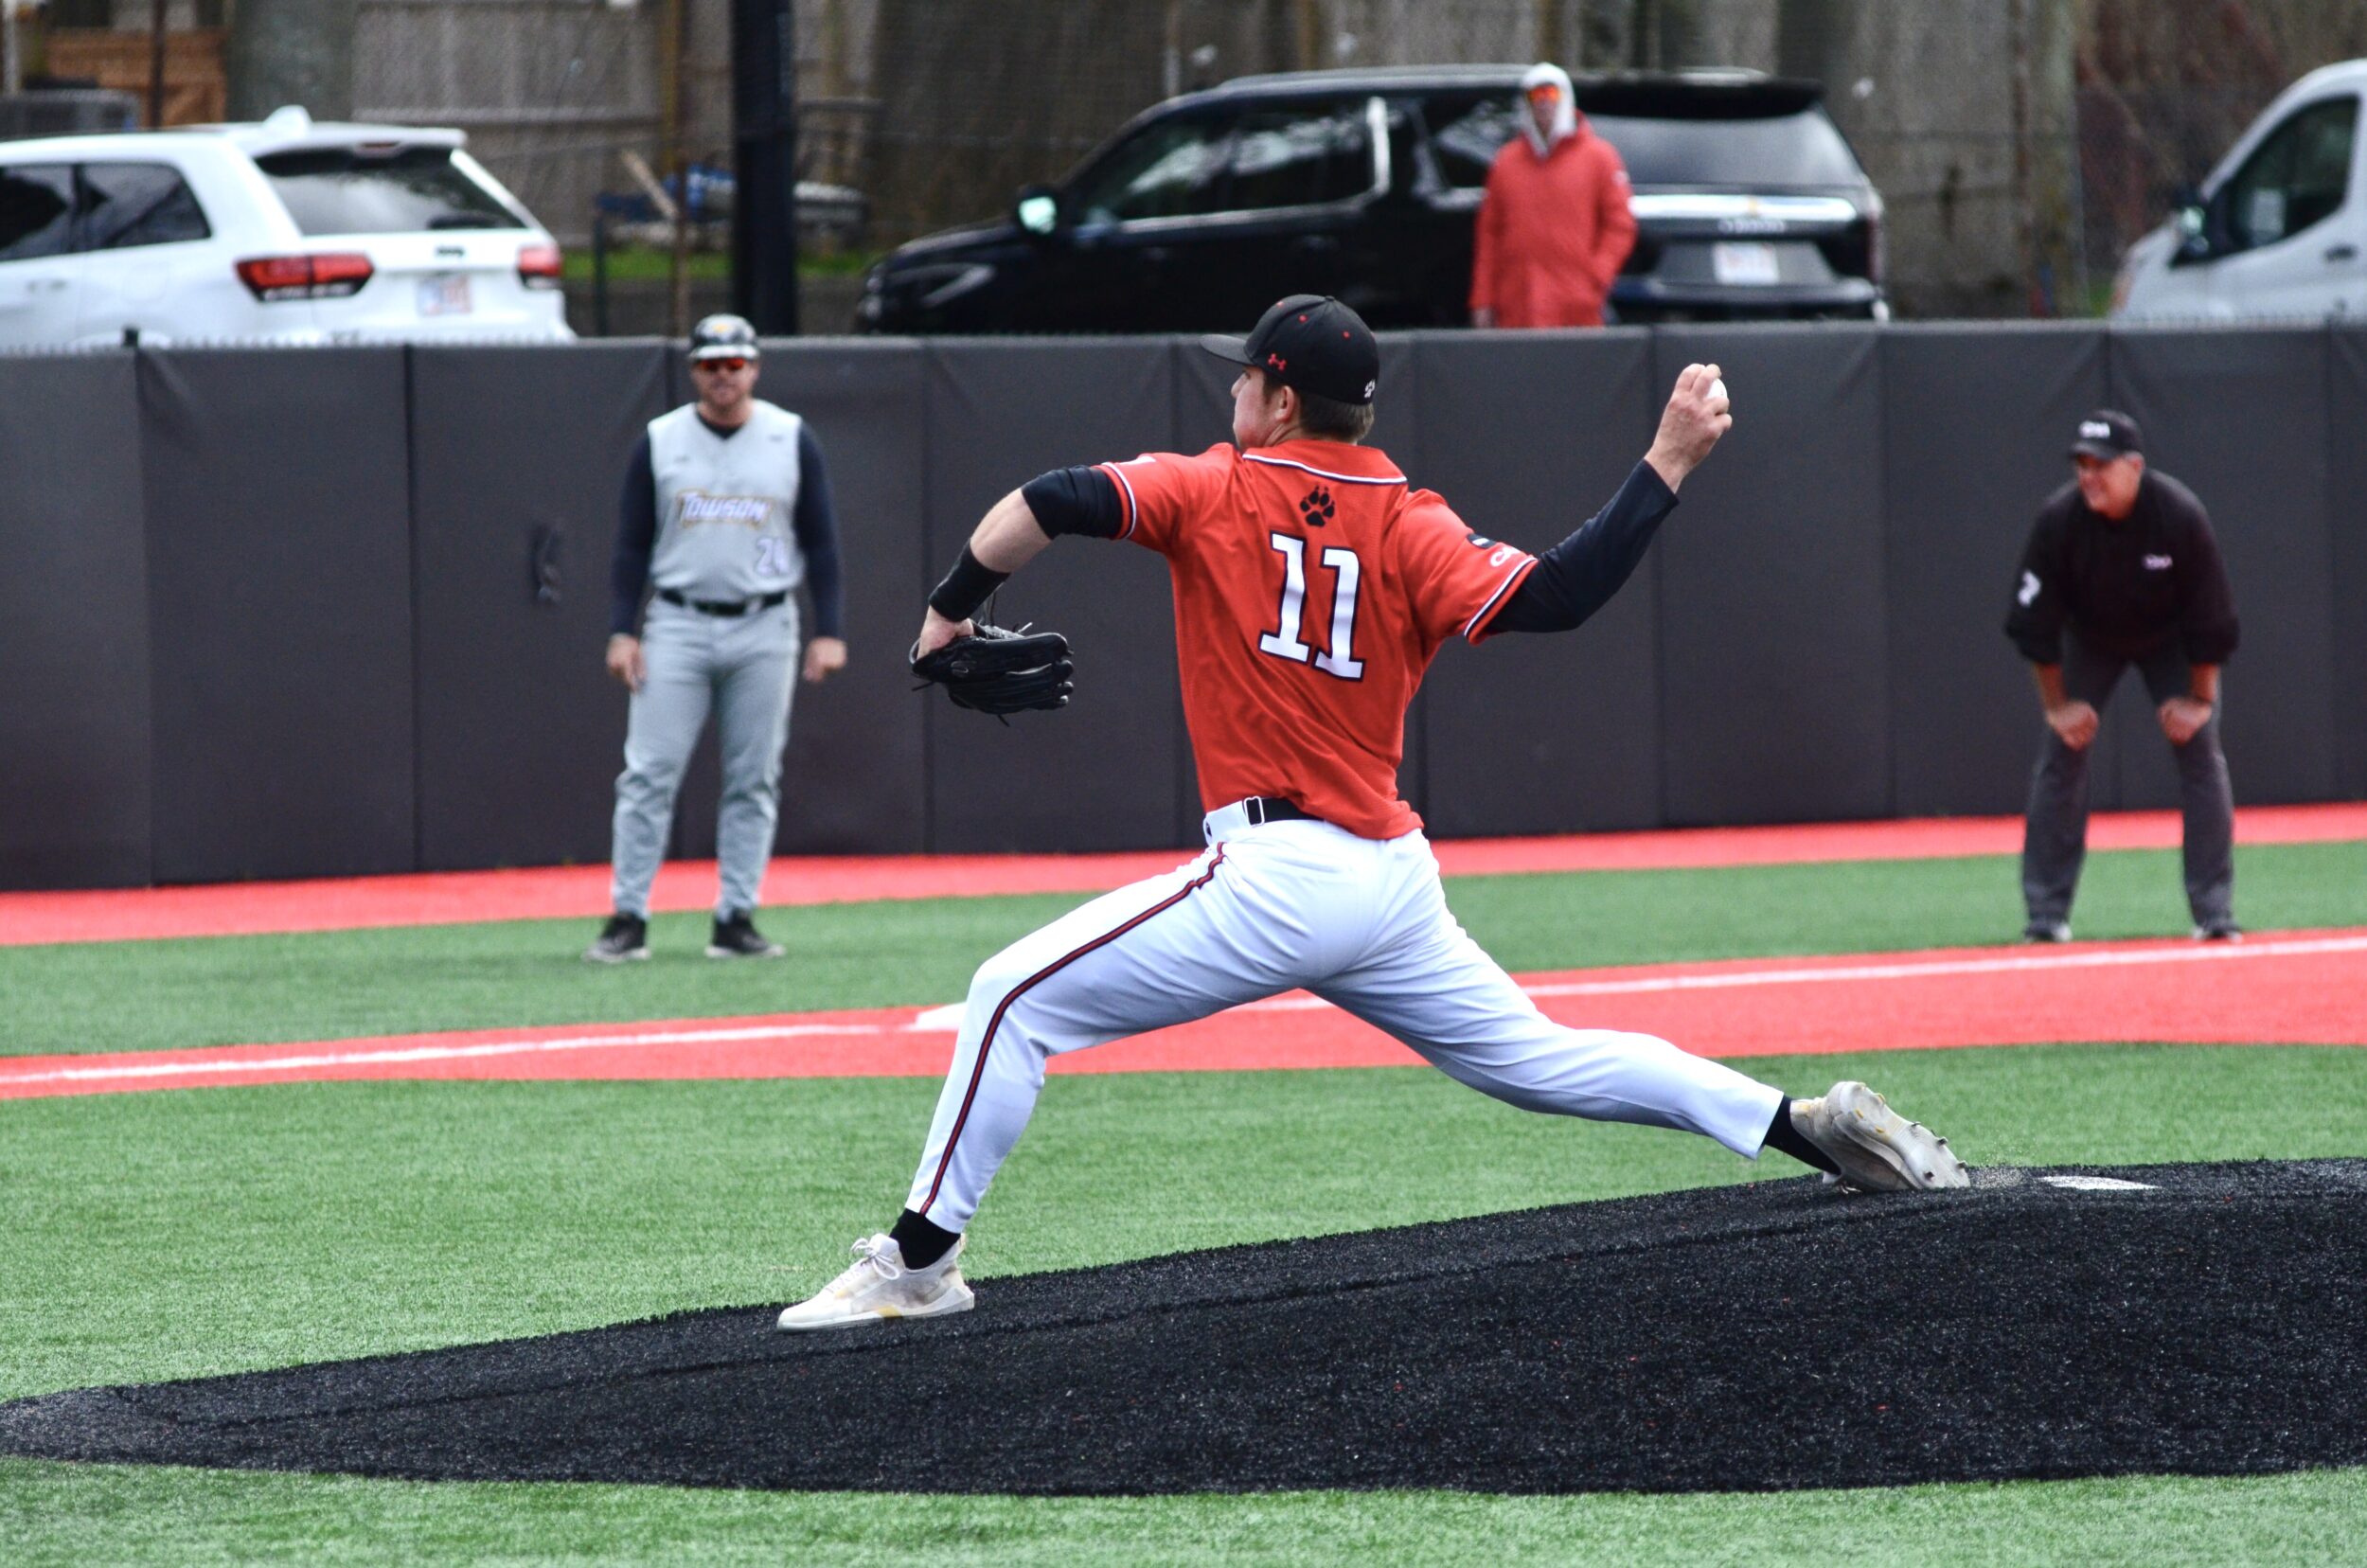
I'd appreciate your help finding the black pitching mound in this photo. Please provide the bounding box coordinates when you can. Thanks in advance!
[5,1161,2363,1494]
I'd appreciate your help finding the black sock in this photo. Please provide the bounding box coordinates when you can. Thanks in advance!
[889,1208,960,1270]
[1762,1097,1842,1176]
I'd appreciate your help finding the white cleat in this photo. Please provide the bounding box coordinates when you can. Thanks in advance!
[1795,1081,1970,1192]
[775,1233,974,1331]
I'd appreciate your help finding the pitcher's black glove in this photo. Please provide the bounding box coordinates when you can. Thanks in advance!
[911,624,1074,716]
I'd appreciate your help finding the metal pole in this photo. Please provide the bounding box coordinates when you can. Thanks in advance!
[730,0,800,333]
[148,0,169,129]
[665,0,692,339]
[4,2,23,100]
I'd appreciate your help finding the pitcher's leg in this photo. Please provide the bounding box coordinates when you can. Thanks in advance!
[904,845,1297,1233]
[713,605,799,918]
[610,612,713,918]
[1320,889,1782,1157]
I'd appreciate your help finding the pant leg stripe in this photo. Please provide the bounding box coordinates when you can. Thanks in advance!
[917,846,1228,1217]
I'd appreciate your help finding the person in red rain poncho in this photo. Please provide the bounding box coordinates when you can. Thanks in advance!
[1469,62,1638,330]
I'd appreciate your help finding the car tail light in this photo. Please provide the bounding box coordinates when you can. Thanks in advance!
[517,243,563,290]
[235,253,375,301]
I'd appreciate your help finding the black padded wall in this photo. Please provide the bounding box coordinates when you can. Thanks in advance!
[1883,325,2109,817]
[2332,329,2367,799]
[0,353,151,889]
[1652,326,1891,824]
[751,340,931,855]
[2107,328,2338,809]
[139,349,416,883]
[1414,330,1663,836]
[924,339,1184,852]
[409,343,668,871]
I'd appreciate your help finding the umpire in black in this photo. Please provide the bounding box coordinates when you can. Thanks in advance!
[2005,410,2240,943]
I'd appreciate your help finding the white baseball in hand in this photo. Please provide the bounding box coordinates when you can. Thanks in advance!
[1709,377,1728,405]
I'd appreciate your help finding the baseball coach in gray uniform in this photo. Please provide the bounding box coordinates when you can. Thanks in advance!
[587,314,846,962]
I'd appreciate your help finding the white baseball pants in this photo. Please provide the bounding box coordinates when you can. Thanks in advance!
[906,806,1788,1231]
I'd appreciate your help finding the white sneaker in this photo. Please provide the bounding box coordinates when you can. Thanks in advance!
[1794,1081,1969,1192]
[775,1233,974,1331]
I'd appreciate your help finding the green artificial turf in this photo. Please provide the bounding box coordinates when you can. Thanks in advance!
[3,842,2363,1563]
[2,1042,2363,1562]
[2,1458,2360,1567]
[3,840,2361,1059]
[8,1043,2362,1403]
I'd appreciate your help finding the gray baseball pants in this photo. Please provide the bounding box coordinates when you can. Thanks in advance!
[2020,633,2234,930]
[611,596,800,919]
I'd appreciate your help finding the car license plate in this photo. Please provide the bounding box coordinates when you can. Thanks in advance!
[1712,241,1782,286]
[418,275,473,316]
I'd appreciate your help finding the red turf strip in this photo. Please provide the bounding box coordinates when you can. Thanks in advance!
[6,929,2360,1100]
[6,803,2363,949]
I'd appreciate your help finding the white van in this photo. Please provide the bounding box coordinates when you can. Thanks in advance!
[2112,59,2365,321]
[0,105,573,347]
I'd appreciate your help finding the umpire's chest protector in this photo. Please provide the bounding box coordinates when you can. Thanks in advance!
[648,400,806,601]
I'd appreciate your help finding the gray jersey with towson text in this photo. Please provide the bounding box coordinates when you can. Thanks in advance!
[648,399,806,603]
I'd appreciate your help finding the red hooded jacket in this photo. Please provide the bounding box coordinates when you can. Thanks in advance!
[1468,114,1637,329]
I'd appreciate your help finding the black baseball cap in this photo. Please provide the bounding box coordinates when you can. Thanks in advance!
[689,312,761,362]
[1200,294,1379,406]
[2068,408,2142,460]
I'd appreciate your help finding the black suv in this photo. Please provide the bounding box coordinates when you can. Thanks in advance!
[856,65,1885,333]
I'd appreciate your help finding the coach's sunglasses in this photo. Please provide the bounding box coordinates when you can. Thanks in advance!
[694,357,753,374]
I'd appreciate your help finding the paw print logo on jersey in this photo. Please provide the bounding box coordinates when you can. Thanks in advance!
[1298,485,1335,528]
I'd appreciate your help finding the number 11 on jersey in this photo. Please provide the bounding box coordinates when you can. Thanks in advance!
[1258,532,1365,680]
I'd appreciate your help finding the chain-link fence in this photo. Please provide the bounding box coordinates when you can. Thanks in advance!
[15,0,2367,327]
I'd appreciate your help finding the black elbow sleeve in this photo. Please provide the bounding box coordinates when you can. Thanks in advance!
[1021,466,1123,539]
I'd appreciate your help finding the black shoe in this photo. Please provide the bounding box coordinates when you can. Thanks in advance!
[2020,919,2071,944]
[707,910,785,959]
[584,913,650,963]
[2192,920,2244,943]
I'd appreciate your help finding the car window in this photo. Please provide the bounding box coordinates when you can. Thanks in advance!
[79,162,212,250]
[255,145,524,236]
[1069,116,1236,224]
[1423,96,1521,189]
[1587,110,1864,187]
[1226,102,1373,210]
[1422,97,1865,190]
[2218,96,2358,252]
[0,164,75,260]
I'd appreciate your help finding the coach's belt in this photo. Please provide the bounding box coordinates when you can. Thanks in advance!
[1203,796,1320,841]
[657,588,790,617]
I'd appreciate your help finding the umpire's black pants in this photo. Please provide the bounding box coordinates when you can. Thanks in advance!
[2021,633,2234,931]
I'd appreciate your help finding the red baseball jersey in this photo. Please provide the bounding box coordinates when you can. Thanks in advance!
[1098,438,1537,839]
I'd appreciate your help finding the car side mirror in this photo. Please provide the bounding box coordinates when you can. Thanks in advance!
[1015,186,1060,238]
[2171,187,2212,264]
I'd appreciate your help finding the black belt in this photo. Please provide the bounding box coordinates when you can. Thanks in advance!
[1241,796,1316,826]
[657,588,789,617]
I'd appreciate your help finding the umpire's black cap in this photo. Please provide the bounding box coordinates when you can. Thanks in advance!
[2068,408,2142,460]
[1201,295,1379,406]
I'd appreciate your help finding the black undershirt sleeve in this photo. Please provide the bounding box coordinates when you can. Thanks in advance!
[1489,459,1679,634]
[793,424,845,638]
[1020,465,1124,540]
[609,433,658,636]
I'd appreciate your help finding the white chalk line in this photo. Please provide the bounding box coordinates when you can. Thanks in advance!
[7,933,2360,1089]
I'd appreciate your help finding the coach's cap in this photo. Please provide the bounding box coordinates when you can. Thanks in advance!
[689,312,761,362]
[1200,294,1379,406]
[2068,408,2141,460]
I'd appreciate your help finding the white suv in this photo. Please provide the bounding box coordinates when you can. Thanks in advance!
[0,105,573,347]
